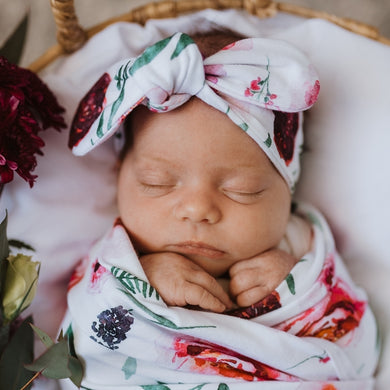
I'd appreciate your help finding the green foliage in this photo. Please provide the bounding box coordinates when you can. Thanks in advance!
[0,316,34,390]
[0,13,29,65]
[26,328,83,387]
[0,214,82,388]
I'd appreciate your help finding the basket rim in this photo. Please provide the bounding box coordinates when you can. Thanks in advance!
[29,0,390,73]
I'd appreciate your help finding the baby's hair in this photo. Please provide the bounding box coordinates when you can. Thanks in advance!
[191,29,246,57]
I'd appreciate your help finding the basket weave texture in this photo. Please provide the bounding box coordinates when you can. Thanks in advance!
[30,0,390,72]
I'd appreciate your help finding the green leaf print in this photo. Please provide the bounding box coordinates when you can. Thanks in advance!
[129,36,171,76]
[264,133,272,147]
[285,273,296,295]
[115,63,126,90]
[122,356,137,379]
[96,109,106,139]
[170,33,195,60]
[112,267,160,301]
[306,212,323,229]
[285,350,328,370]
[218,384,230,390]
[239,122,249,131]
[112,267,215,331]
[141,385,171,390]
[107,83,126,129]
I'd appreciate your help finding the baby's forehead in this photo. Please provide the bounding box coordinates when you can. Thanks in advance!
[124,103,278,177]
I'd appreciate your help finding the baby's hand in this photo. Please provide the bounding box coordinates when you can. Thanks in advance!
[140,252,232,313]
[229,249,298,307]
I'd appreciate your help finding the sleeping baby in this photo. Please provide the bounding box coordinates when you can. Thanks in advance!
[61,31,379,389]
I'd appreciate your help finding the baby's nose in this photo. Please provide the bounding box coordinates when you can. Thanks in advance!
[173,189,221,224]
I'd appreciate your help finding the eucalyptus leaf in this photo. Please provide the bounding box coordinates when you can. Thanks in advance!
[30,323,54,348]
[25,338,72,379]
[68,355,83,387]
[25,333,83,386]
[0,12,29,65]
[0,316,34,390]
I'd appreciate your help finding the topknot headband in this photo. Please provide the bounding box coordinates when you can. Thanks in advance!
[69,32,320,191]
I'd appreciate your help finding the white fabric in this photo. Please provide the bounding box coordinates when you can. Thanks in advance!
[61,204,378,389]
[0,8,388,389]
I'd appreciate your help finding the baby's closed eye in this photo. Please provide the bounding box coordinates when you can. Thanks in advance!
[221,188,265,203]
[136,170,177,195]
[138,180,176,195]
[220,177,266,204]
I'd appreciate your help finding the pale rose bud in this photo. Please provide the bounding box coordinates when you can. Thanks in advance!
[2,254,40,322]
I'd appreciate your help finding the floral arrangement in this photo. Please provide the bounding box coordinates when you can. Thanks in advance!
[0,54,82,388]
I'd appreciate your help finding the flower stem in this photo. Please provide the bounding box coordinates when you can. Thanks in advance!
[20,370,42,390]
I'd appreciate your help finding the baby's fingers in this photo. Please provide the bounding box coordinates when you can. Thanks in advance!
[190,270,233,310]
[230,268,264,299]
[185,284,228,313]
[230,268,277,307]
[234,285,270,308]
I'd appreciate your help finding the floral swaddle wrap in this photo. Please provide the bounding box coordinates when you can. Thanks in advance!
[62,203,379,389]
[62,33,379,389]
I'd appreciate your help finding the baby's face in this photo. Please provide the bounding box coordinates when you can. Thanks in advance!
[117,98,291,277]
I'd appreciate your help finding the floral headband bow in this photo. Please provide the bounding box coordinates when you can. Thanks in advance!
[69,32,320,191]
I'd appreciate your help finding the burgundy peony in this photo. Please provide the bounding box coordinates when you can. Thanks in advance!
[0,56,66,187]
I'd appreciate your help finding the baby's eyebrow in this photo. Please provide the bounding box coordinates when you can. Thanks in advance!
[135,155,181,169]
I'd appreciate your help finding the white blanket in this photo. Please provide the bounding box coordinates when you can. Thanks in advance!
[61,203,378,389]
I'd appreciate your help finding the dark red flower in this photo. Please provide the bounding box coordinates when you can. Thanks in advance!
[0,56,66,187]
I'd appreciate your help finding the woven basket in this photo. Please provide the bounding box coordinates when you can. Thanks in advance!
[29,0,390,73]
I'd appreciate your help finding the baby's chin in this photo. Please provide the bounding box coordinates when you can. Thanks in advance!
[187,256,235,278]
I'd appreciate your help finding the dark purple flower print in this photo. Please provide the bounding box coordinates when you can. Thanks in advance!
[91,305,134,350]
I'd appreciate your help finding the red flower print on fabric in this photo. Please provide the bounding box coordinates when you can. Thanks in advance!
[173,337,297,382]
[204,64,227,85]
[69,72,111,149]
[67,256,89,291]
[305,79,320,106]
[222,39,254,51]
[244,76,277,106]
[227,291,281,319]
[277,254,366,342]
[273,111,299,166]
[89,259,109,293]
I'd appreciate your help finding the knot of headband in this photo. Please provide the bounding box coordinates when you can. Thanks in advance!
[69,32,320,191]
